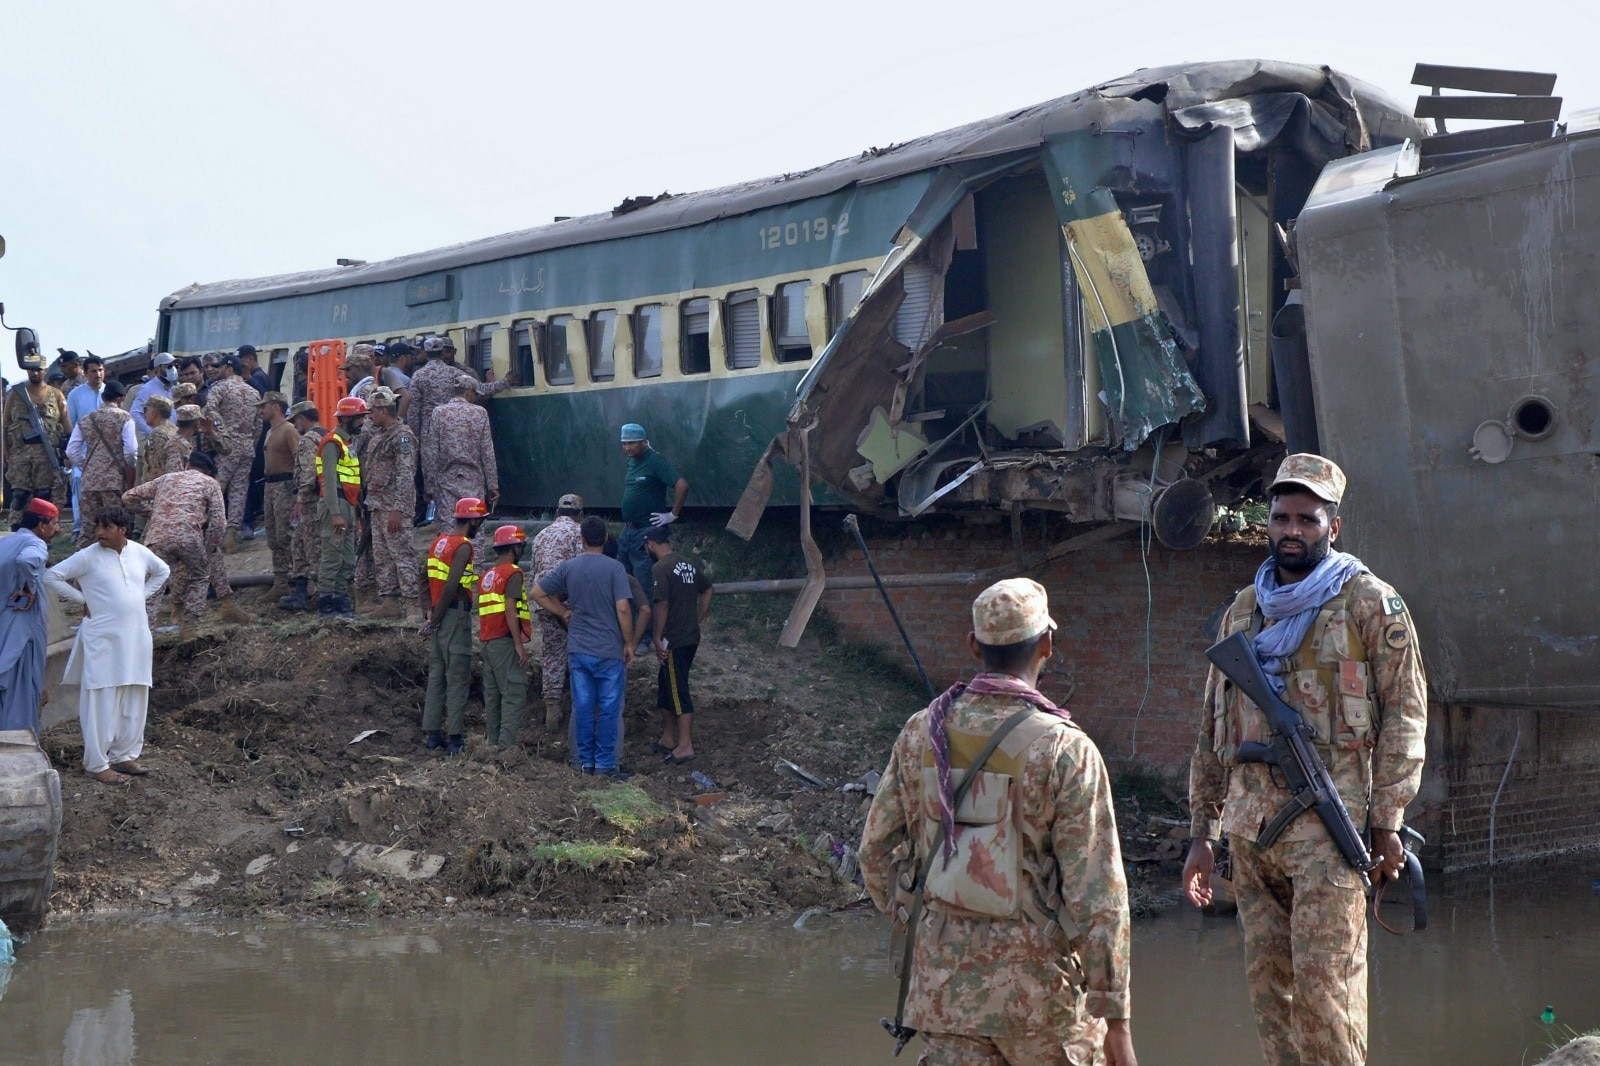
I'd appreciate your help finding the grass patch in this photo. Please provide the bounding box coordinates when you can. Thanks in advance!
[585,782,666,834]
[1114,763,1180,811]
[531,842,648,871]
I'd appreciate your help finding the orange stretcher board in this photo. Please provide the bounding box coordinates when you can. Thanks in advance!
[305,339,348,431]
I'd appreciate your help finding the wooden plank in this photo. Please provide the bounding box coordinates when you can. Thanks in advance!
[1412,64,1557,96]
[1414,95,1562,122]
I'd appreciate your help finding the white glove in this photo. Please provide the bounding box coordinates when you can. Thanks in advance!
[649,511,677,526]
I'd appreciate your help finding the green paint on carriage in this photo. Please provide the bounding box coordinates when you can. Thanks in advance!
[162,175,934,352]
[489,369,808,510]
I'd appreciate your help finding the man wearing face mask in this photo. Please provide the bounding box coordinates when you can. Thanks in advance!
[1182,454,1428,1066]
[130,353,178,440]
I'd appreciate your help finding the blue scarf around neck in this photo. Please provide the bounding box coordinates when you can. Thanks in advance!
[1251,550,1368,693]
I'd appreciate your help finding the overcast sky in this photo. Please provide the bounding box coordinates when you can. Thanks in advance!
[2,0,1594,376]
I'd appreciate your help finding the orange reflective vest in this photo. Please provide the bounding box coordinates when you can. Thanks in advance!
[478,562,530,642]
[314,431,361,507]
[427,533,475,607]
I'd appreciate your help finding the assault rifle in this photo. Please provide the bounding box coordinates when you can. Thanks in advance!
[15,376,65,480]
[1206,631,1427,930]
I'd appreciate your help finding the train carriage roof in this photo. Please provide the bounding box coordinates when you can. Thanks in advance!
[162,60,1415,311]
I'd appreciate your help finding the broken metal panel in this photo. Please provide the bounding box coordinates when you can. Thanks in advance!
[1183,126,1248,446]
[1044,134,1207,449]
[856,407,929,483]
[1298,127,1600,709]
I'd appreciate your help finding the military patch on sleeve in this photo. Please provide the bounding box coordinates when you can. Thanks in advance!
[399,438,413,455]
[1383,621,1410,649]
[1383,594,1405,616]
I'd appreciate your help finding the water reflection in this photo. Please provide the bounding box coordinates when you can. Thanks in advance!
[0,858,1595,1064]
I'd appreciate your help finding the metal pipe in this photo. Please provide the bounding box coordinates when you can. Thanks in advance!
[844,514,936,699]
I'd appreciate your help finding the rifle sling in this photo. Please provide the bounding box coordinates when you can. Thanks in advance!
[85,411,127,485]
[886,707,1039,1049]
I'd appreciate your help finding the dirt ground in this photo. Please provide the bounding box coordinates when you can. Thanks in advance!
[36,523,1187,926]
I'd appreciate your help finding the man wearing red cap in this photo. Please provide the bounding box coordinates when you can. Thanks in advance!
[0,498,62,733]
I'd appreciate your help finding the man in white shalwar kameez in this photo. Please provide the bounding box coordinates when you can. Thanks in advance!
[44,505,169,782]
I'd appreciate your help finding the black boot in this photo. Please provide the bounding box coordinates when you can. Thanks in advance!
[334,594,358,619]
[278,577,311,612]
[316,593,338,616]
[424,730,446,751]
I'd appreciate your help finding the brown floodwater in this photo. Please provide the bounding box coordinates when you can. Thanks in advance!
[1,858,1597,1064]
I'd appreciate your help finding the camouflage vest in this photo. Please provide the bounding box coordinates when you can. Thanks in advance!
[1212,585,1376,765]
[910,712,1080,948]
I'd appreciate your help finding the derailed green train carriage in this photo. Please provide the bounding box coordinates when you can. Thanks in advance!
[157,60,1419,524]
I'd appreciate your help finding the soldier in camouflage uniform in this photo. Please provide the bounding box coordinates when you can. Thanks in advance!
[65,381,137,546]
[425,376,499,517]
[359,387,420,621]
[1183,454,1427,1066]
[165,404,216,476]
[279,401,323,612]
[3,354,69,526]
[529,493,585,728]
[409,337,507,519]
[202,354,260,549]
[139,396,178,485]
[122,453,231,636]
[860,579,1136,1066]
[257,391,298,596]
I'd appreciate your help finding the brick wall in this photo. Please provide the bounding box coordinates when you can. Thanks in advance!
[818,520,1600,868]
[819,523,1262,776]
[1415,705,1600,870]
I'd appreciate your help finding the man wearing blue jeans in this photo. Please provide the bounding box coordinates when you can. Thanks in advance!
[531,515,636,778]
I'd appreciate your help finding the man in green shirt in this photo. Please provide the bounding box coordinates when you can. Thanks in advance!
[617,422,688,609]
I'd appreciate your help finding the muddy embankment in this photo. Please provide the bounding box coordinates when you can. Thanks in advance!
[37,567,1187,926]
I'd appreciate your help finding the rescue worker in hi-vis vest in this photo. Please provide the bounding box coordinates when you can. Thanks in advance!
[859,579,1135,1066]
[315,396,366,618]
[1183,453,1428,1066]
[418,497,486,755]
[477,524,532,748]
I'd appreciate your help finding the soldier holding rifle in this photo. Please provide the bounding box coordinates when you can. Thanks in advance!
[1183,454,1427,1066]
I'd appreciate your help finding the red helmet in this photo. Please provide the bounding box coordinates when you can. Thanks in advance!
[454,497,489,519]
[334,395,369,417]
[492,524,527,548]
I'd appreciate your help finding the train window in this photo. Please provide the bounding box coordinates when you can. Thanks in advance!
[545,315,575,385]
[726,289,761,369]
[512,320,538,385]
[588,310,617,381]
[829,270,870,337]
[268,348,288,391]
[634,304,663,379]
[681,298,711,375]
[471,324,498,375]
[773,280,812,362]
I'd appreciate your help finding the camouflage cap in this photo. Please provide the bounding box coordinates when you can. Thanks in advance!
[255,390,289,408]
[456,373,477,390]
[143,395,174,416]
[972,578,1057,646]
[171,382,199,402]
[349,342,378,362]
[286,400,318,421]
[175,404,204,422]
[557,493,583,510]
[422,336,445,353]
[1268,452,1345,505]
[367,385,398,408]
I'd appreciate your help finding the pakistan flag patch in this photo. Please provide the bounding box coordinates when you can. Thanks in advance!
[1383,595,1405,616]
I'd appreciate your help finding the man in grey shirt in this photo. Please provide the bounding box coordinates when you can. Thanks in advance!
[531,515,636,778]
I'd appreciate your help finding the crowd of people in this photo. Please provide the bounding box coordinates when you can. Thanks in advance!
[1,338,716,787]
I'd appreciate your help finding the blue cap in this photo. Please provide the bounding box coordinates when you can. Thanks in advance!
[619,423,647,442]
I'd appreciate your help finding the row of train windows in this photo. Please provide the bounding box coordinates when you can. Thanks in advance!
[456,271,871,387]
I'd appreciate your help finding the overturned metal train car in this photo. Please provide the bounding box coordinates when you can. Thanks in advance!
[1295,101,1600,710]
[157,60,1419,541]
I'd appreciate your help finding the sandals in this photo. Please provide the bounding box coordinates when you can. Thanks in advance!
[650,741,674,756]
[111,760,150,776]
[86,767,129,784]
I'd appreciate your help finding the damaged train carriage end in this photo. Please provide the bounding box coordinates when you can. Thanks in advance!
[1295,111,1600,711]
[729,61,1422,546]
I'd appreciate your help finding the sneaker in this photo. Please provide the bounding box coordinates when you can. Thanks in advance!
[424,731,446,751]
[446,734,465,755]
